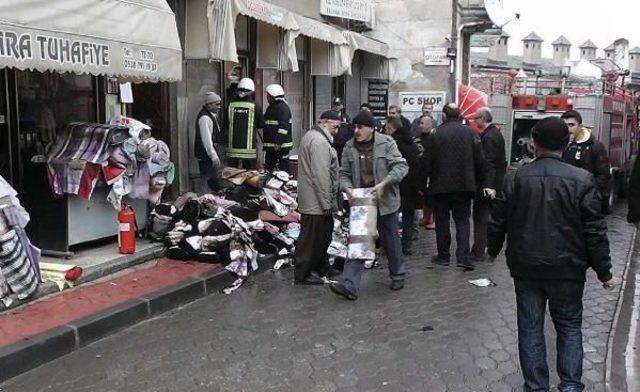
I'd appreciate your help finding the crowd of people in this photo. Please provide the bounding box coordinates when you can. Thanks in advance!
[193,77,633,390]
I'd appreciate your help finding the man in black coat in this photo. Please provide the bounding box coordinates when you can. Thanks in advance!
[331,97,352,164]
[561,110,611,212]
[471,108,506,261]
[385,116,423,255]
[388,105,412,136]
[424,103,489,270]
[488,117,615,392]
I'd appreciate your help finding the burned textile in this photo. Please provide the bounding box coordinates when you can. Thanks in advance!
[153,172,298,294]
[348,188,377,262]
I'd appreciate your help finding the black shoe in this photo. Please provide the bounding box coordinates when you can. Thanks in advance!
[470,254,490,263]
[329,283,358,300]
[323,267,341,279]
[430,255,450,267]
[295,274,325,285]
[456,262,475,271]
[402,247,414,256]
[390,280,405,291]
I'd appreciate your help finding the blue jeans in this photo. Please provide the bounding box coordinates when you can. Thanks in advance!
[342,212,406,295]
[514,278,585,392]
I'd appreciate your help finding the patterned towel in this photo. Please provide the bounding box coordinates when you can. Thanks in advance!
[47,122,121,164]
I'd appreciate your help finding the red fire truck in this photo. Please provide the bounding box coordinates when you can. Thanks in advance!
[488,79,639,211]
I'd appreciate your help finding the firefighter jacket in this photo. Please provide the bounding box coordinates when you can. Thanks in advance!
[488,154,612,283]
[263,99,292,150]
[226,97,265,159]
[194,107,222,161]
[562,127,611,196]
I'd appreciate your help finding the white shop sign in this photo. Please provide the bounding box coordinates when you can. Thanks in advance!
[399,91,446,112]
[320,0,372,23]
[423,47,449,66]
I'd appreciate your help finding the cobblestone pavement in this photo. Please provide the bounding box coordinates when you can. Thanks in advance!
[2,206,635,392]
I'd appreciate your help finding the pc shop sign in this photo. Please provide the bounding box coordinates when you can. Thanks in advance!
[399,91,446,112]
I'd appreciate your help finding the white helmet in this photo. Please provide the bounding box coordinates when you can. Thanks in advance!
[237,77,255,92]
[266,84,285,98]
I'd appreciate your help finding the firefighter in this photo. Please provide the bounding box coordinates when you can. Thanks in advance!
[560,110,611,212]
[226,77,266,169]
[263,84,293,172]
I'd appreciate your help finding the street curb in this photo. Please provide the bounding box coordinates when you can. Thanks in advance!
[0,244,165,313]
[0,255,277,383]
[605,228,638,392]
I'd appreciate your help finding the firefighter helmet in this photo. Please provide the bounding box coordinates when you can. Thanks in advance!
[266,84,285,98]
[237,77,255,92]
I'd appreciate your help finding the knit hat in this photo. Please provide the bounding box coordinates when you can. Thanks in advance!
[204,92,221,104]
[532,117,570,151]
[352,111,376,128]
[319,110,342,122]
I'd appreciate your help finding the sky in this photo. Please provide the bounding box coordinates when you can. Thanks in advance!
[494,0,640,58]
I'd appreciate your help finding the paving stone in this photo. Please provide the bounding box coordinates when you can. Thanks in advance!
[1,207,633,392]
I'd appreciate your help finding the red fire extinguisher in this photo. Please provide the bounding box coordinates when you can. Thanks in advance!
[118,204,136,254]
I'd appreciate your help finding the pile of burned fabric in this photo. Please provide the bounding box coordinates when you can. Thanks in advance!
[44,116,174,209]
[0,176,40,308]
[149,189,297,294]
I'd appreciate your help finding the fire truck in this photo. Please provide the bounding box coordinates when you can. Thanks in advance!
[488,79,639,211]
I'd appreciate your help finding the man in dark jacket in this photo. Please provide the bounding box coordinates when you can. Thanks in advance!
[561,110,611,212]
[471,108,506,261]
[263,84,292,172]
[385,116,423,255]
[388,105,412,135]
[425,103,488,270]
[194,92,223,192]
[331,97,352,163]
[628,156,640,228]
[488,117,615,392]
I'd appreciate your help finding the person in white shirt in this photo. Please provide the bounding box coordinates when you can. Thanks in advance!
[194,92,223,192]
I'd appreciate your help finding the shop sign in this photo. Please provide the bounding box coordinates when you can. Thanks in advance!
[399,91,446,113]
[367,80,388,121]
[0,30,159,75]
[423,47,449,66]
[0,30,110,67]
[320,0,372,23]
[246,0,286,25]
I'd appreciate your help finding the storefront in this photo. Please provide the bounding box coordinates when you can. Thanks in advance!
[182,0,390,184]
[0,0,182,253]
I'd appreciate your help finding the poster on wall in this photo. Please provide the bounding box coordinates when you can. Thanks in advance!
[367,80,389,122]
[399,91,446,122]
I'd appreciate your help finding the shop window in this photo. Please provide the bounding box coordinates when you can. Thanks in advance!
[16,71,96,158]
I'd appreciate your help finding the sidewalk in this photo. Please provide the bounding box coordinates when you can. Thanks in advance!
[0,257,238,382]
[1,240,164,311]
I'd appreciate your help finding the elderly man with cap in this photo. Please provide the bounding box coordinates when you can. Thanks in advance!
[330,111,408,300]
[488,117,615,392]
[194,91,224,192]
[263,84,292,172]
[294,110,343,285]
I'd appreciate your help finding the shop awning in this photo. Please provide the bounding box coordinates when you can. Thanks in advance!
[207,0,297,63]
[343,31,389,58]
[0,0,183,82]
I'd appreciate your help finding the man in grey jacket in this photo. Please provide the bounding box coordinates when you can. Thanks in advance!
[330,111,409,300]
[294,111,342,285]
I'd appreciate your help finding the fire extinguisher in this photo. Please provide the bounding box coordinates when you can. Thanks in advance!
[118,204,137,254]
